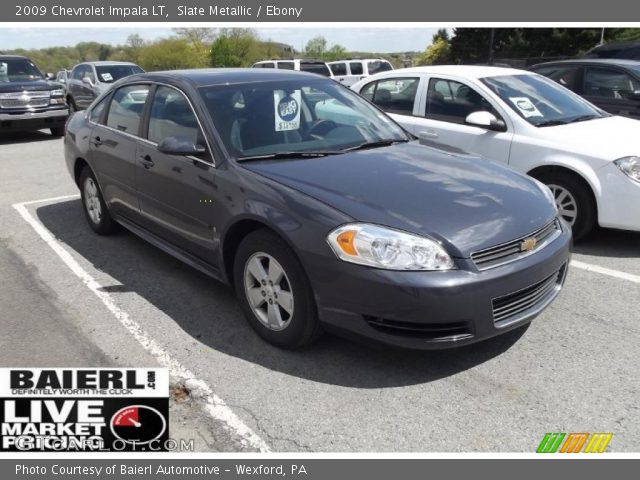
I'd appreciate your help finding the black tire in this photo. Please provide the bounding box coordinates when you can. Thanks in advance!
[535,171,596,241]
[50,126,65,137]
[233,229,322,349]
[79,166,118,235]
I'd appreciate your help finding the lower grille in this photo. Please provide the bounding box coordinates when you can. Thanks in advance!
[492,265,565,324]
[363,316,472,340]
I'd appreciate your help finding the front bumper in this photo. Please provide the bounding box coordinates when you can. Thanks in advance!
[307,220,572,349]
[0,108,69,131]
[597,162,640,232]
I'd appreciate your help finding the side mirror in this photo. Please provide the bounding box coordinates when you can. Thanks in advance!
[465,111,506,132]
[157,136,207,156]
[629,90,640,101]
[46,72,55,80]
[82,76,94,86]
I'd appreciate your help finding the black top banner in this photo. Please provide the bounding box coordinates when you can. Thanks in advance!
[3,0,640,22]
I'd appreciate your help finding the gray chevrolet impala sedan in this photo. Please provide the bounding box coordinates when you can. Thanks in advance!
[64,69,571,349]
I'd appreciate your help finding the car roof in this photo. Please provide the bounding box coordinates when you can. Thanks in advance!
[254,59,325,63]
[79,61,139,66]
[531,58,640,69]
[0,55,31,60]
[328,59,391,63]
[120,68,333,88]
[383,65,530,79]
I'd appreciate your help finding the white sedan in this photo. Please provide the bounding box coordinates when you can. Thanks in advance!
[352,66,640,239]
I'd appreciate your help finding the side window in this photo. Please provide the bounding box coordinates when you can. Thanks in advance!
[89,96,109,123]
[367,61,393,75]
[425,78,500,125]
[262,62,275,69]
[71,66,83,80]
[330,63,347,76]
[359,81,377,101]
[584,67,640,100]
[350,62,363,75]
[106,85,150,135]
[534,66,580,91]
[370,77,419,116]
[148,86,205,150]
[277,62,295,70]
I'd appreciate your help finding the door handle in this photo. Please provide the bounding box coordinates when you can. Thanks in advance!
[91,136,103,146]
[418,130,439,139]
[139,154,155,169]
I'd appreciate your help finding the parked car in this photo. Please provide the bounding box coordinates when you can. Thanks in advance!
[352,65,640,239]
[585,41,640,61]
[64,68,570,349]
[529,59,640,119]
[0,55,68,136]
[327,58,394,86]
[251,59,332,77]
[55,69,71,89]
[66,61,144,112]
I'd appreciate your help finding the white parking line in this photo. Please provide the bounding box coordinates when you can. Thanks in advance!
[571,260,640,285]
[12,196,271,453]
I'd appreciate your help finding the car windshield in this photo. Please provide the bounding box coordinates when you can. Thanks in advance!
[95,64,144,83]
[299,63,332,77]
[0,58,43,82]
[481,74,605,127]
[198,78,409,159]
[367,61,393,75]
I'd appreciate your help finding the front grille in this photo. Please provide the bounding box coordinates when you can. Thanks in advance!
[0,91,51,110]
[471,219,561,270]
[363,316,472,340]
[492,265,565,324]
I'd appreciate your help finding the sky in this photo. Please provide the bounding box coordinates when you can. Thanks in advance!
[0,27,441,52]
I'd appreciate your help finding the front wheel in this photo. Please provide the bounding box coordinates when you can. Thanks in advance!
[233,230,322,349]
[537,172,596,241]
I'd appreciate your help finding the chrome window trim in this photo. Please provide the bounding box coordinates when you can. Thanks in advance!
[87,81,217,167]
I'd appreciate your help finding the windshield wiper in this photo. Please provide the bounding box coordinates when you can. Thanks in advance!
[535,119,569,127]
[343,139,409,152]
[567,114,601,123]
[237,151,344,162]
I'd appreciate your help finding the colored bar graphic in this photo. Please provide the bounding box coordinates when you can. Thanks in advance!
[537,433,613,453]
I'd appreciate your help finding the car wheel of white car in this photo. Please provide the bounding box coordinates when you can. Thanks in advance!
[537,172,595,241]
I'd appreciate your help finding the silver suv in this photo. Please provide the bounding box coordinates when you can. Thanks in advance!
[66,61,144,111]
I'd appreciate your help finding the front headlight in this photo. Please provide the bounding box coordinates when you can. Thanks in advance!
[327,223,455,271]
[50,89,65,97]
[614,156,640,183]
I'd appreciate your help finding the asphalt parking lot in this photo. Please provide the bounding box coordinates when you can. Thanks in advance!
[1,130,639,452]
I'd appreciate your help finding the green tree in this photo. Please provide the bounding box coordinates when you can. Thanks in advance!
[173,28,217,67]
[417,37,451,65]
[210,29,261,67]
[324,44,348,61]
[304,36,328,58]
[136,38,201,71]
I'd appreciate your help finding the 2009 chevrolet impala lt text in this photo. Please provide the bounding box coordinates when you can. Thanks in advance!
[63,69,571,349]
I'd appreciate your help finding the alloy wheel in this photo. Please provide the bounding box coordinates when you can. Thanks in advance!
[83,177,102,225]
[548,183,577,227]
[243,253,294,331]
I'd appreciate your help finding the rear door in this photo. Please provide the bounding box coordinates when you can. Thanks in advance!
[582,66,640,119]
[88,84,151,220]
[135,84,217,263]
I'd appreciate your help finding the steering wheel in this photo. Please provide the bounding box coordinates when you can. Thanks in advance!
[305,119,338,139]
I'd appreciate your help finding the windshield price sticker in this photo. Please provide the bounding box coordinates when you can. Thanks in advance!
[509,96,543,118]
[0,368,169,451]
[100,73,113,82]
[274,90,301,131]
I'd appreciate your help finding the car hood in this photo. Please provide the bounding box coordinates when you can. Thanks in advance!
[538,115,640,160]
[0,79,63,93]
[242,143,557,257]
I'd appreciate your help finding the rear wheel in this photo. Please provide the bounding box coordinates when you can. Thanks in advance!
[79,166,118,235]
[535,171,596,240]
[233,229,322,348]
